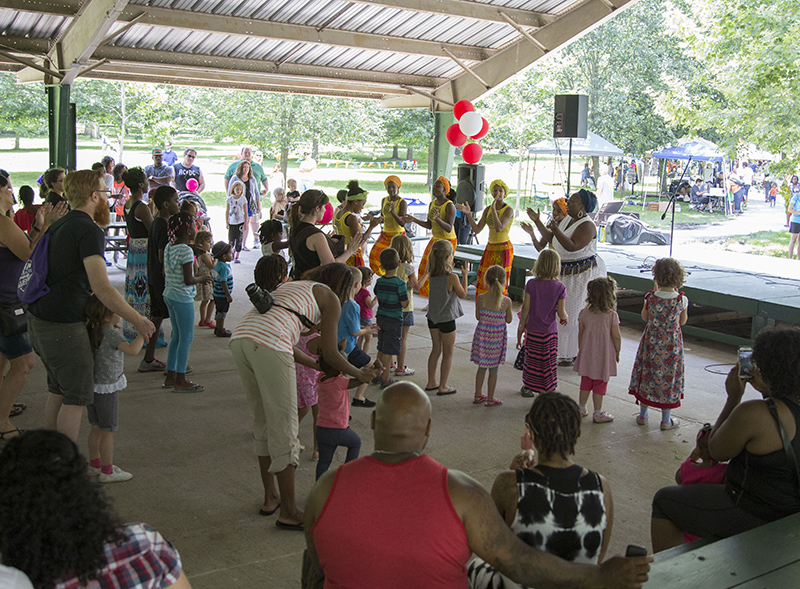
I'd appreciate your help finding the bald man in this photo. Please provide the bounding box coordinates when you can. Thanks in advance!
[304,382,651,588]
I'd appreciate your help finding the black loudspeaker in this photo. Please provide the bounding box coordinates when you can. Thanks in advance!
[456,163,484,212]
[553,94,588,138]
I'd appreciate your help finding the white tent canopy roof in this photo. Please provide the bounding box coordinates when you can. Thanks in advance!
[528,130,624,157]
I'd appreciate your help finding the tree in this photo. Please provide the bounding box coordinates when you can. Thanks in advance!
[0,73,48,149]
[381,108,434,160]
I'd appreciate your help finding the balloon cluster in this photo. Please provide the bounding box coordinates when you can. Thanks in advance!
[446,100,488,165]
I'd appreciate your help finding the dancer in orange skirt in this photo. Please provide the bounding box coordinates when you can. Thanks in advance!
[334,180,381,267]
[368,175,407,275]
[404,176,457,298]
[457,179,515,296]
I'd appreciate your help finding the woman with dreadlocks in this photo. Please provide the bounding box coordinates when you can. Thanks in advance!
[162,211,211,392]
[468,392,614,588]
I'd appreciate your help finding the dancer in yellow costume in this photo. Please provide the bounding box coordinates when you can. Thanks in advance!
[457,179,515,296]
[404,176,457,298]
[334,180,380,267]
[368,175,407,275]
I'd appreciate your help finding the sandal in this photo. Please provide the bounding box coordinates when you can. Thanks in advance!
[485,399,503,407]
[424,385,439,391]
[9,404,25,418]
[172,383,205,393]
[473,395,488,404]
[380,378,395,389]
[436,387,457,396]
[0,427,22,440]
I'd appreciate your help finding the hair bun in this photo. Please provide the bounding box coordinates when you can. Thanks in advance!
[347,179,361,194]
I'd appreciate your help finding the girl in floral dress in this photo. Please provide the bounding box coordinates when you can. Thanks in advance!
[471,266,512,406]
[628,258,688,431]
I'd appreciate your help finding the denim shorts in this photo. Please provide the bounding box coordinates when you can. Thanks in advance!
[360,316,373,328]
[402,311,414,328]
[87,392,119,432]
[376,315,402,356]
[0,330,32,360]
[347,346,371,368]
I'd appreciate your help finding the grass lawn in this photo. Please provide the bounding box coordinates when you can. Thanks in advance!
[705,230,792,259]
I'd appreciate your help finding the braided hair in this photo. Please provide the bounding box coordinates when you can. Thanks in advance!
[167,211,195,244]
[525,392,581,459]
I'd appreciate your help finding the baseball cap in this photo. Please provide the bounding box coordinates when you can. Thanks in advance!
[152,148,163,156]
[212,241,232,260]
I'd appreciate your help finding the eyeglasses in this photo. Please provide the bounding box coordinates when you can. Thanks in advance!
[186,154,196,159]
[94,189,112,195]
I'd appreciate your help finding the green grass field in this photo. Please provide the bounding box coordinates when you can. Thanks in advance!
[707,230,792,258]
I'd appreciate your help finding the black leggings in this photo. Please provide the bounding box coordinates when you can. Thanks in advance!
[228,223,243,252]
[652,484,766,539]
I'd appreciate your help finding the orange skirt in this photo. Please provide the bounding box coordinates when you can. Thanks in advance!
[475,241,514,296]
[418,236,458,298]
[346,248,365,267]
[368,231,404,275]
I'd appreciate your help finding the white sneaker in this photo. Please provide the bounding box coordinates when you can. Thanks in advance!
[138,358,166,373]
[660,418,680,431]
[98,465,133,484]
[87,465,101,476]
[394,366,415,376]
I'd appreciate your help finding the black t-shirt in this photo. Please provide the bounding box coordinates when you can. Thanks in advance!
[173,164,201,192]
[28,210,105,323]
[147,216,169,288]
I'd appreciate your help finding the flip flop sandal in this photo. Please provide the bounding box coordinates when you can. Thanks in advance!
[275,520,303,531]
[9,405,24,417]
[424,385,440,391]
[161,384,174,389]
[473,395,488,404]
[172,383,205,393]
[13,403,26,410]
[436,388,457,396]
[258,504,280,516]
[0,427,22,440]
[485,399,503,407]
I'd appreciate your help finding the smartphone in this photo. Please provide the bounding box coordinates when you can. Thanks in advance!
[738,346,754,379]
[626,544,648,558]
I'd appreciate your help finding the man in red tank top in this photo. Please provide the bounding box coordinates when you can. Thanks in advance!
[304,382,652,589]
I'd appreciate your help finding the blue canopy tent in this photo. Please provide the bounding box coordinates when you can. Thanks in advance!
[651,139,730,215]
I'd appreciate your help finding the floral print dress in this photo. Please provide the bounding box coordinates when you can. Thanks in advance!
[628,291,685,409]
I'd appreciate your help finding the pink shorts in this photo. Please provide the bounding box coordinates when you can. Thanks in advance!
[580,376,608,396]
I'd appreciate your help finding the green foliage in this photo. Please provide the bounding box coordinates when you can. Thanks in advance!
[0,74,48,137]
[380,108,434,150]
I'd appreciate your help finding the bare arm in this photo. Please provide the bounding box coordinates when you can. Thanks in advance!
[611,321,621,363]
[518,293,530,349]
[308,231,363,266]
[169,572,193,589]
[293,346,318,369]
[85,256,155,340]
[314,285,374,382]
[640,297,649,322]
[182,262,210,286]
[117,333,145,356]
[196,171,206,193]
[679,297,688,325]
[551,219,596,252]
[504,297,513,324]
[458,204,487,234]
[475,293,482,321]
[448,264,469,299]
[135,200,154,231]
[557,298,568,324]
[491,203,514,234]
[0,202,65,260]
[388,199,407,227]
[433,201,456,234]
[598,474,614,564]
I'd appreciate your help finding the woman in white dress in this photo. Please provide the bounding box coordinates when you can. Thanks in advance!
[521,189,607,365]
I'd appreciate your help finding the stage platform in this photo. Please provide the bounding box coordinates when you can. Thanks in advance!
[455,243,800,346]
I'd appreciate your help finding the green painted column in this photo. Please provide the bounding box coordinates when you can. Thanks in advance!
[47,84,76,171]
[429,111,455,188]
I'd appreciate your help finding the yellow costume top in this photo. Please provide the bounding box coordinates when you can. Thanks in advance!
[429,200,456,240]
[381,197,405,234]
[486,204,512,243]
[334,210,359,242]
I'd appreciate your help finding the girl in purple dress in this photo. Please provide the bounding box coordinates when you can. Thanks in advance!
[628,258,688,431]
[573,277,621,423]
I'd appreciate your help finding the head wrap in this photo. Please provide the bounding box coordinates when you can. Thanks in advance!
[436,176,450,195]
[489,179,509,197]
[346,179,368,201]
[553,198,567,217]
[384,175,401,189]
[346,191,368,202]
[577,188,597,214]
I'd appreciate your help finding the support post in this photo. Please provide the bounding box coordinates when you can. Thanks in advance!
[429,111,456,188]
[47,84,76,170]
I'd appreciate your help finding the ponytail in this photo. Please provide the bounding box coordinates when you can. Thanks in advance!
[40,167,64,201]
[289,189,329,232]
[483,265,506,311]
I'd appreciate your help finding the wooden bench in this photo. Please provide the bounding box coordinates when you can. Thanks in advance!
[647,511,800,587]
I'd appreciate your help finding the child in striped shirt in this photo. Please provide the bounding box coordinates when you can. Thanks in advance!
[212,241,234,338]
[373,248,408,388]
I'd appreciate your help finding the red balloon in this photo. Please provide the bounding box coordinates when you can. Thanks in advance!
[462,142,483,165]
[471,117,489,140]
[318,202,334,225]
[446,123,467,147]
[453,99,474,120]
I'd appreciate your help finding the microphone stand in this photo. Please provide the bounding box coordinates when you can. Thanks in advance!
[661,156,692,257]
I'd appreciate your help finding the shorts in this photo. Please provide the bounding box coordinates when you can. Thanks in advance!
[0,330,32,360]
[790,222,800,235]
[359,317,374,328]
[347,346,371,368]
[214,296,231,315]
[427,318,456,334]
[28,314,95,406]
[580,376,608,396]
[376,315,403,356]
[149,284,169,319]
[402,311,414,327]
[87,392,119,432]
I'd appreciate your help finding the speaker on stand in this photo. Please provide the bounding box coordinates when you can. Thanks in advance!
[455,163,485,244]
[553,94,588,196]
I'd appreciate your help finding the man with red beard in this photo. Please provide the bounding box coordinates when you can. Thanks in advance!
[27,169,155,442]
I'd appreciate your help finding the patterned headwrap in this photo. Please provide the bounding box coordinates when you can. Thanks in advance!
[384,175,402,189]
[553,198,567,217]
[577,188,598,214]
[436,176,450,195]
[489,179,510,197]
[346,179,369,201]
[167,211,195,245]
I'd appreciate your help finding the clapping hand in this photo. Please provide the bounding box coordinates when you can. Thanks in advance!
[526,207,540,223]
[456,202,471,215]
[520,221,534,237]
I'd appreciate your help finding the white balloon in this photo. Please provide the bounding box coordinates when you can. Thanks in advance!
[459,111,482,137]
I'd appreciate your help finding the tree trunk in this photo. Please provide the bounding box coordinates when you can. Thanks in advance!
[391,145,399,160]
[406,147,413,160]
[312,136,319,160]
[591,155,600,188]
[118,83,126,161]
[280,146,290,187]
[14,131,19,150]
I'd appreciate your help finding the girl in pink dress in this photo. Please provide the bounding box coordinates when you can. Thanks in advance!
[573,277,621,423]
[628,258,688,431]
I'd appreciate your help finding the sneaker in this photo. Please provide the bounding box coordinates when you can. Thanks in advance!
[242,246,250,252]
[636,415,648,426]
[593,411,614,423]
[394,366,415,376]
[215,328,232,338]
[98,465,133,484]
[138,358,166,373]
[660,418,680,431]
[352,398,376,408]
[87,465,101,476]
[579,405,589,418]
[520,387,536,398]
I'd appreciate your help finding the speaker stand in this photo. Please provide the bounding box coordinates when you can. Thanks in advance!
[566,137,573,196]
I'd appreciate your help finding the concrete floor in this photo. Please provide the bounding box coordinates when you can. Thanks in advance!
[10,251,758,588]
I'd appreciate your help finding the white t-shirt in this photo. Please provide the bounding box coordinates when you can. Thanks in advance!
[741,166,754,186]
[596,174,614,206]
[0,565,34,589]
[227,194,247,225]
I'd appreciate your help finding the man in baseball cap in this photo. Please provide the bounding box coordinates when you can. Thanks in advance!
[145,148,174,188]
